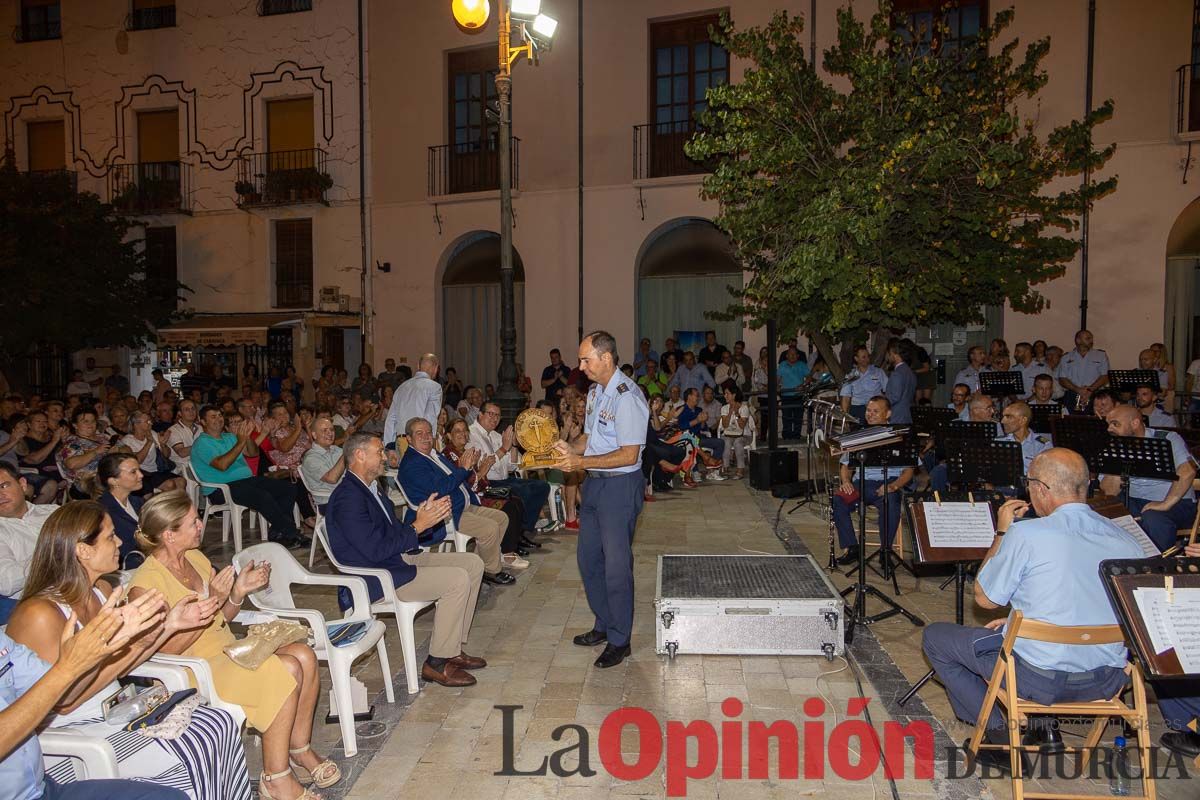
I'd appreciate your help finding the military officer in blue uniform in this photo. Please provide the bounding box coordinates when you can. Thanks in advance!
[953,346,990,395]
[998,401,1053,474]
[1057,329,1109,411]
[554,330,650,668]
[839,345,889,423]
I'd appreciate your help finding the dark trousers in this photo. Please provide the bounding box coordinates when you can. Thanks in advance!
[42,778,187,800]
[1153,681,1200,732]
[490,496,527,553]
[226,476,299,539]
[642,439,685,483]
[1127,496,1196,552]
[491,477,551,531]
[781,395,804,439]
[832,479,902,549]
[922,623,1128,731]
[0,592,17,625]
[578,471,644,647]
[848,404,867,424]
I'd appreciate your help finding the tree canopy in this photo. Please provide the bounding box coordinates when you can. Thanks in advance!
[687,1,1116,376]
[0,157,187,369]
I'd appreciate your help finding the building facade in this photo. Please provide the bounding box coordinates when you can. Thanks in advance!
[3,0,1200,395]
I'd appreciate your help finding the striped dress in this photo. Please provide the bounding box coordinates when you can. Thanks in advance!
[43,591,252,800]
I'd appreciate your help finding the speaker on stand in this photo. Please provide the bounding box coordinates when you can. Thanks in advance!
[749,448,798,490]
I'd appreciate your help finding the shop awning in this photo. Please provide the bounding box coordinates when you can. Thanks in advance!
[156,313,303,348]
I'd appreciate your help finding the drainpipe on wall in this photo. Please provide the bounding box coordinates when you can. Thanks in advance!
[1079,0,1095,330]
[358,0,372,361]
[577,0,584,343]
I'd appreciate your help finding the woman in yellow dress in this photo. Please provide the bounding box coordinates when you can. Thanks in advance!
[129,491,340,800]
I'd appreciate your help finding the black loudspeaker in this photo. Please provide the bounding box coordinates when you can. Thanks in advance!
[749,448,798,490]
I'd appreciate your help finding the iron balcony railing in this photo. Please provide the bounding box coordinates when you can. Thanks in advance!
[12,19,60,43]
[26,168,77,193]
[1177,63,1200,138]
[275,279,313,309]
[109,161,191,215]
[633,120,711,180]
[235,148,330,207]
[259,0,312,15]
[427,137,520,197]
[126,5,176,30]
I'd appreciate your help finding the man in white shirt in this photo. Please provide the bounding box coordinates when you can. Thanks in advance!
[166,398,201,473]
[0,464,57,598]
[469,402,552,535]
[65,370,92,398]
[383,353,444,449]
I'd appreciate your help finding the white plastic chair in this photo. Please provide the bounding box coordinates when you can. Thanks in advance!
[234,543,394,757]
[183,463,266,552]
[297,468,331,569]
[314,520,434,694]
[148,653,247,728]
[391,480,472,554]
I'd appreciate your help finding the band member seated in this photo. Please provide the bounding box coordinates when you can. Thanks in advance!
[929,394,1001,493]
[1132,383,1173,427]
[997,401,1052,477]
[922,448,1143,772]
[832,396,913,565]
[1100,405,1196,552]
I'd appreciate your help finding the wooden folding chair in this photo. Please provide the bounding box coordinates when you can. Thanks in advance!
[966,610,1155,800]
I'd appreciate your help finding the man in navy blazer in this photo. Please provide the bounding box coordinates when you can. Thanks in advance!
[396,416,513,586]
[325,431,488,688]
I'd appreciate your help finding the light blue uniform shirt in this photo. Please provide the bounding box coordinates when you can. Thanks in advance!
[1142,405,1174,428]
[997,431,1052,473]
[839,365,888,405]
[839,446,914,483]
[1058,348,1110,389]
[0,631,53,800]
[977,503,1143,672]
[1015,360,1049,398]
[953,365,985,394]
[584,371,650,475]
[633,349,659,377]
[1100,428,1195,502]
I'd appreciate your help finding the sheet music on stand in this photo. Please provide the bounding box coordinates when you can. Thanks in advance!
[829,425,907,454]
[979,370,1024,398]
[1050,414,1109,466]
[1110,515,1164,559]
[1100,558,1200,679]
[1028,403,1064,434]
[1108,369,1160,394]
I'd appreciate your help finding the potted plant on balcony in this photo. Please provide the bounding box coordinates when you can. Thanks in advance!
[234,179,261,206]
[295,167,333,201]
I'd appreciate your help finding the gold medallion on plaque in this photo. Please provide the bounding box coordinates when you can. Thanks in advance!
[514,408,560,468]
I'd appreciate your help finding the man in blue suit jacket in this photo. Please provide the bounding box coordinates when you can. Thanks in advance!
[325,431,488,688]
[396,417,513,586]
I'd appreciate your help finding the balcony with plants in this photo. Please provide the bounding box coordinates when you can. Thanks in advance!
[235,148,331,207]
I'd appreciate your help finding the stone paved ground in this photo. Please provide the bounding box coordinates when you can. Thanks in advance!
[200,474,1196,799]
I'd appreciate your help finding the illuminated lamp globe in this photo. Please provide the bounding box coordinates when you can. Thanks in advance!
[452,0,490,30]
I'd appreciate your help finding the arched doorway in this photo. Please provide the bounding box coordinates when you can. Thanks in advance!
[1165,197,1200,389]
[439,232,526,390]
[636,218,743,353]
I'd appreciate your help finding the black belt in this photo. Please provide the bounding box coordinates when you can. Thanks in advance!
[586,470,635,479]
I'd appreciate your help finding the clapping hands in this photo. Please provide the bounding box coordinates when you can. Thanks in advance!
[58,590,164,677]
[460,447,481,470]
[165,593,223,634]
[414,493,453,533]
[233,560,272,598]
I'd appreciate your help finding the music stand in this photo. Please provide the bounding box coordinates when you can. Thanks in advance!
[1093,435,1178,508]
[912,405,956,437]
[945,439,1025,488]
[844,434,923,592]
[979,371,1024,399]
[1028,403,1064,434]
[944,420,999,441]
[1050,414,1109,466]
[1108,369,1160,395]
[829,430,924,630]
[1099,557,1200,680]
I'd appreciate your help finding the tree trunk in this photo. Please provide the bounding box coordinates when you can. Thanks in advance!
[810,331,843,382]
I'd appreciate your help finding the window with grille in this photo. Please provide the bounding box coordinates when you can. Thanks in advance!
[274,219,313,309]
[893,0,985,58]
[646,14,727,177]
[19,0,60,42]
[446,47,501,193]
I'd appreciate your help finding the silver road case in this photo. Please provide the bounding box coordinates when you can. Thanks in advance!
[654,555,845,660]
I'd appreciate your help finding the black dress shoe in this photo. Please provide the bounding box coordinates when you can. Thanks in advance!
[573,629,607,647]
[1022,720,1065,754]
[521,536,542,549]
[594,643,631,668]
[836,546,861,566]
[516,546,531,557]
[482,571,516,586]
[962,738,1032,777]
[1160,730,1200,758]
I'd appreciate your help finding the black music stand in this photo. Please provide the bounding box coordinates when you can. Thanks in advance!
[1093,435,1177,508]
[1049,414,1109,466]
[979,371,1024,399]
[945,420,1000,441]
[844,434,923,592]
[946,439,1025,488]
[1028,403,1064,434]
[912,405,957,437]
[1108,369,1160,395]
[830,431,925,630]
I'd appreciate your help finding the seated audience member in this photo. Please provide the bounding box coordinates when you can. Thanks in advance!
[0,464,57,619]
[56,408,110,498]
[350,363,378,402]
[151,401,176,434]
[921,449,1142,770]
[713,350,743,391]
[948,383,971,420]
[332,397,355,433]
[0,416,51,504]
[443,419,530,568]
[105,404,130,438]
[633,338,659,378]
[470,403,554,534]
[643,395,689,493]
[399,417,514,586]
[355,397,386,439]
[120,411,185,495]
[719,386,754,479]
[1101,405,1196,552]
[1090,388,1118,420]
[456,386,484,426]
[165,399,200,474]
[327,432,488,687]
[1133,383,1174,427]
[8,502,252,798]
[190,406,308,549]
[637,359,668,398]
[13,410,60,503]
[267,402,312,473]
[129,492,335,798]
[90,453,147,569]
[666,384,684,414]
[65,371,92,399]
[0,594,189,800]
[667,351,716,396]
[997,401,1051,477]
[832,397,913,565]
[676,389,726,477]
[300,417,345,511]
[699,386,723,436]
[839,345,888,423]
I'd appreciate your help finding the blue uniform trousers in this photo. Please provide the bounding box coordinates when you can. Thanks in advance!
[922,623,1128,731]
[832,479,902,549]
[42,778,187,799]
[491,477,552,531]
[1153,682,1200,732]
[1126,497,1196,552]
[578,470,645,647]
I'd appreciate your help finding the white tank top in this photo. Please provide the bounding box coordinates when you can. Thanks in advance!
[46,587,122,726]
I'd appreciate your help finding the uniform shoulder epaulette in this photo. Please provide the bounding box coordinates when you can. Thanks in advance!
[1154,429,1169,438]
[1035,435,1050,444]
[617,383,629,394]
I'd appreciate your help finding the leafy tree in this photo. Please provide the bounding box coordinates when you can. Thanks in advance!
[0,156,188,382]
[687,2,1116,378]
